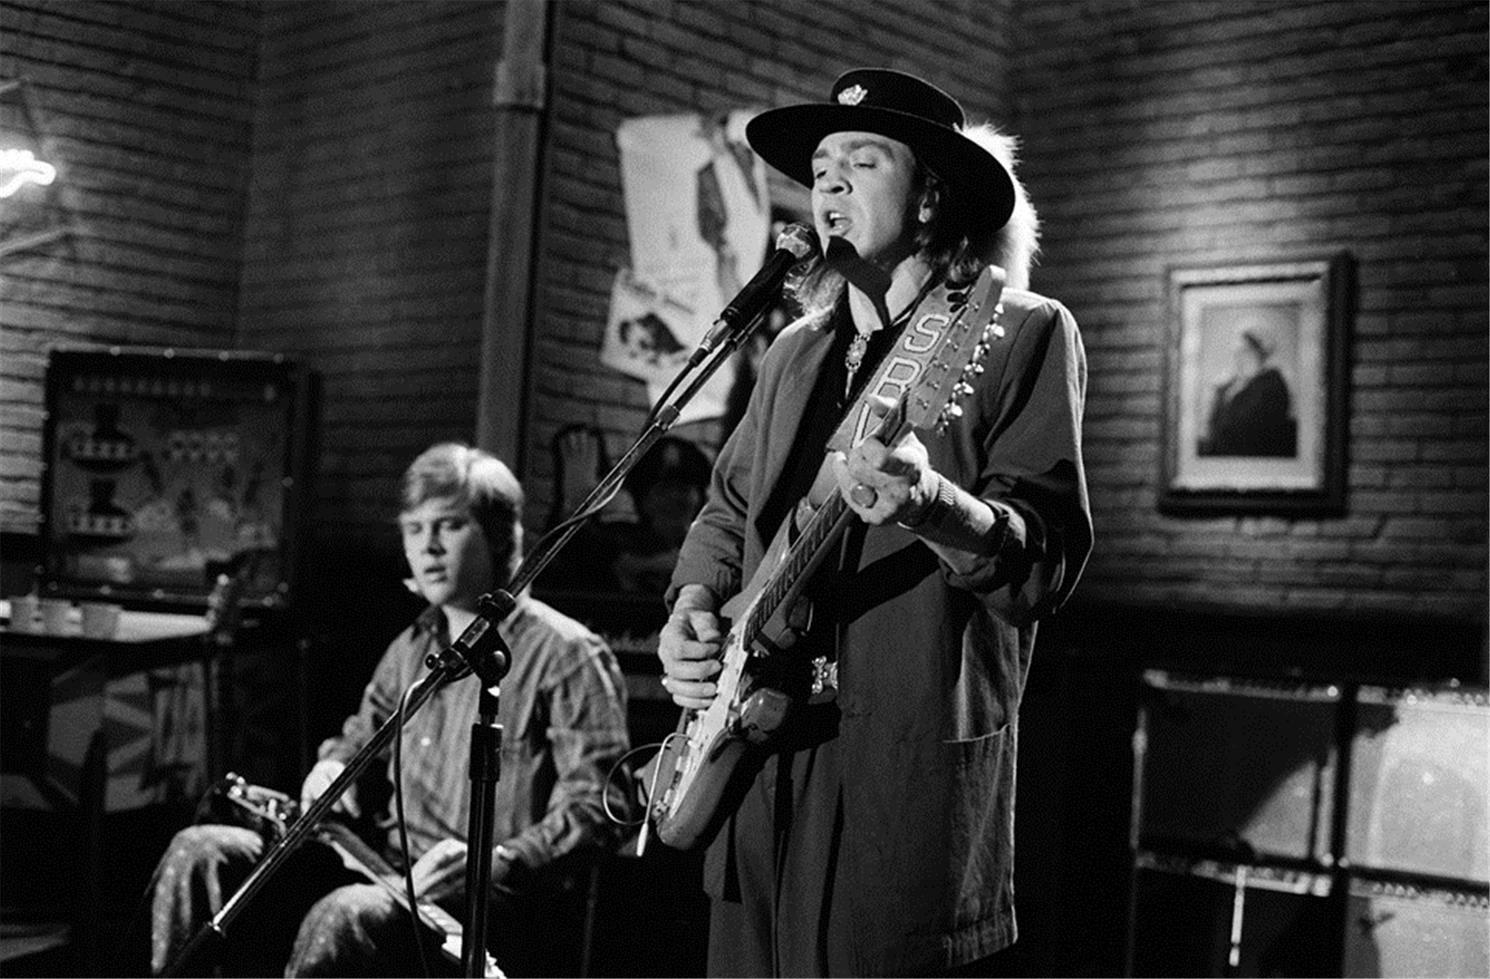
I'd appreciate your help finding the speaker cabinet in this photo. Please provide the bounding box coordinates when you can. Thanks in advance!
[1136,671,1340,863]
[1342,877,1490,978]
[1347,685,1489,883]
[1128,851,1336,978]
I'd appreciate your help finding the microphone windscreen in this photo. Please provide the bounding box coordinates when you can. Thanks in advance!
[776,222,818,260]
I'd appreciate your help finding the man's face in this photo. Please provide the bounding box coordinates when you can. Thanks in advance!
[399,496,497,612]
[810,130,921,268]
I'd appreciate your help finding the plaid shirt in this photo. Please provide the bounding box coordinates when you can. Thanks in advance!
[317,594,632,882]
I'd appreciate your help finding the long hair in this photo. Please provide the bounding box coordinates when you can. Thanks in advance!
[788,122,1040,321]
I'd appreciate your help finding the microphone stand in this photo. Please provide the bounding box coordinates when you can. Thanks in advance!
[163,301,768,979]
[444,309,766,976]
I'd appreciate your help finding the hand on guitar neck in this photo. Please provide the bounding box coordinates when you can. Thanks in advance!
[829,393,940,527]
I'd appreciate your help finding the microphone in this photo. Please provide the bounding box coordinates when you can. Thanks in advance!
[690,223,819,364]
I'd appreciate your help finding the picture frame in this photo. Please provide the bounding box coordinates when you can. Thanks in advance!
[1159,253,1351,516]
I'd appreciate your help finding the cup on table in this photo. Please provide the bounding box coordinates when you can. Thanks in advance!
[8,594,40,633]
[40,598,74,636]
[81,602,123,639]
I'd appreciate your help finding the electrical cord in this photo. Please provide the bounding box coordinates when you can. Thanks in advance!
[393,680,436,978]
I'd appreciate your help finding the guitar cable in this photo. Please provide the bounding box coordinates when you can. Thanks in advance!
[392,680,438,979]
[602,732,692,857]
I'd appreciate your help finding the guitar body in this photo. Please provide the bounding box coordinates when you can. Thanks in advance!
[649,529,807,850]
[646,266,1007,852]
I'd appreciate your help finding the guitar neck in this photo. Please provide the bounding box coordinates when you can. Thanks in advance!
[745,404,911,642]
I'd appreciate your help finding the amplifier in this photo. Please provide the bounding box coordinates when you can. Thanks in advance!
[1127,851,1336,977]
[1342,876,1490,978]
[1347,685,1489,883]
[1135,670,1340,863]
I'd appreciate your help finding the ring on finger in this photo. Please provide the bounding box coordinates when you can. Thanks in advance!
[849,482,878,508]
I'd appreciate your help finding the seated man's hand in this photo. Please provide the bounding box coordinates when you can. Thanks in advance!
[411,838,469,904]
[299,759,361,818]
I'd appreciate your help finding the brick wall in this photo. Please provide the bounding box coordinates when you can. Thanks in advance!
[0,0,258,531]
[238,0,503,537]
[1013,0,1488,623]
[2,0,1484,630]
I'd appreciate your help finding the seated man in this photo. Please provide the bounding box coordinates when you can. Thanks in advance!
[147,443,632,977]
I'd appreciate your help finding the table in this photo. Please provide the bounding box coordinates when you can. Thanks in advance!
[1,603,213,812]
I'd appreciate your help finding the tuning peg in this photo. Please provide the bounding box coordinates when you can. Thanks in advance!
[964,363,985,376]
[942,404,965,421]
[954,382,975,398]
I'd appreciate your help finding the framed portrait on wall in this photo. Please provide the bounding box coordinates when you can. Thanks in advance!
[1159,253,1351,515]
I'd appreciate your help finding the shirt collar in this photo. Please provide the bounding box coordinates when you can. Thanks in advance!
[412,591,532,645]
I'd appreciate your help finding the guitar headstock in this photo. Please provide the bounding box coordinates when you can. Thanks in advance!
[905,264,1007,433]
[205,553,256,646]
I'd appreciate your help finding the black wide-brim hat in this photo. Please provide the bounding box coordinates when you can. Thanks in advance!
[746,68,1015,232]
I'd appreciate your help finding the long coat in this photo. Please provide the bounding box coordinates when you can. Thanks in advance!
[669,286,1093,974]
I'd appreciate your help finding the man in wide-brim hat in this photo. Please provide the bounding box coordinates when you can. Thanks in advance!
[748,67,1015,260]
[658,68,1093,976]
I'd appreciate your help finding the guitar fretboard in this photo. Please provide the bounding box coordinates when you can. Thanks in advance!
[743,403,911,645]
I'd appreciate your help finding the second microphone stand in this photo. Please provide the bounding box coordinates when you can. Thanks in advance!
[443,307,768,973]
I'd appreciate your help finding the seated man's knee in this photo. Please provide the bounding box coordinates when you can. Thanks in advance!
[161,824,263,871]
[288,883,405,974]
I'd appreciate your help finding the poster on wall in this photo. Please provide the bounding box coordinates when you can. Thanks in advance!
[607,110,771,422]
[40,347,314,608]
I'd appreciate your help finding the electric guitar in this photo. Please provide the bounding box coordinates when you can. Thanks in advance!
[210,774,503,977]
[645,265,1006,851]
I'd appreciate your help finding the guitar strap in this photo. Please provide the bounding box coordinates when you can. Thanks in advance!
[825,276,973,454]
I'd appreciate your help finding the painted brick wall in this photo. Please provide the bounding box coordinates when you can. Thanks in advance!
[237,0,502,537]
[0,0,258,531]
[1013,0,1488,622]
